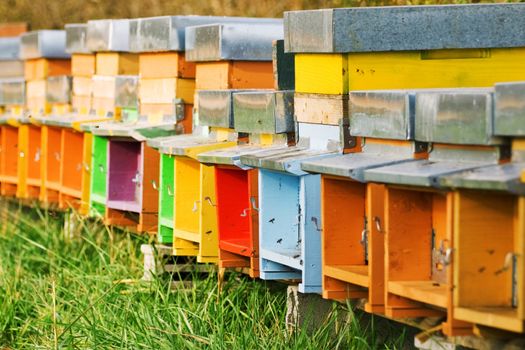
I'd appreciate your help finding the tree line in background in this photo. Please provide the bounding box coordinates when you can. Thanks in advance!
[0,0,519,30]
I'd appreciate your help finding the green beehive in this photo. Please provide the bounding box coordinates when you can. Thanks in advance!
[158,153,175,243]
[89,135,108,216]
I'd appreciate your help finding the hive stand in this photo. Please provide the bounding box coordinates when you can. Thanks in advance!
[435,82,525,334]
[240,107,355,293]
[301,90,427,313]
[197,90,295,277]
[364,89,507,336]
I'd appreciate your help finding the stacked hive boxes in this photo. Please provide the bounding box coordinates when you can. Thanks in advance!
[196,39,295,277]
[285,4,525,335]
[0,30,25,197]
[130,16,206,238]
[67,23,94,116]
[239,30,355,293]
[82,19,139,219]
[19,30,70,201]
[132,16,198,133]
[52,23,97,212]
[150,19,282,263]
[83,19,146,229]
[135,16,227,244]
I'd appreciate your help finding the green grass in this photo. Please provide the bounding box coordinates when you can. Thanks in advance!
[0,200,408,349]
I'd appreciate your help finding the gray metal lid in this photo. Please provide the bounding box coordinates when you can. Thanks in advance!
[284,4,525,53]
[233,90,294,134]
[87,19,132,52]
[239,122,345,174]
[89,121,181,141]
[350,90,414,140]
[20,30,69,59]
[65,23,91,54]
[31,113,99,128]
[415,88,500,145]
[256,147,338,175]
[0,37,20,61]
[0,78,25,105]
[46,76,71,104]
[439,162,525,194]
[197,144,289,168]
[185,22,283,62]
[92,75,139,108]
[129,15,281,53]
[157,134,235,156]
[494,82,525,137]
[198,89,253,129]
[301,139,422,181]
[302,153,417,182]
[364,159,497,188]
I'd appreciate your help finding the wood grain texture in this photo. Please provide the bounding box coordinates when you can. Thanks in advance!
[139,78,195,104]
[139,52,195,79]
[294,93,348,126]
[25,58,71,80]
[96,52,139,76]
[71,54,96,77]
[195,61,273,90]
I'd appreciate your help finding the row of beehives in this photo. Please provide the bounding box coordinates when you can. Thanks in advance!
[0,15,284,213]
[0,3,524,342]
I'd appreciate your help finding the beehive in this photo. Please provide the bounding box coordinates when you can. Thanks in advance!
[364,89,505,335]
[301,90,426,311]
[197,86,294,277]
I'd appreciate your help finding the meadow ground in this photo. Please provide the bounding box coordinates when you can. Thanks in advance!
[0,200,408,349]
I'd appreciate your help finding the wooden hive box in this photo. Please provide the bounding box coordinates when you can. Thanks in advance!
[301,90,426,312]
[197,89,295,277]
[436,82,525,334]
[0,124,19,196]
[89,135,108,217]
[241,119,353,293]
[148,90,240,260]
[364,89,506,336]
[104,138,159,234]
[16,124,42,199]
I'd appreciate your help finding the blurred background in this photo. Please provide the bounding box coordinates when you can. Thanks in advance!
[0,0,519,30]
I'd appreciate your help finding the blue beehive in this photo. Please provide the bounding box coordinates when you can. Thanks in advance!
[241,99,354,292]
